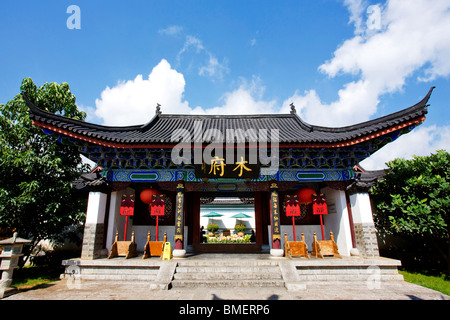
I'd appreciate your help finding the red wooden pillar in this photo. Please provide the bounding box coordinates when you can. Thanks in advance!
[345,190,357,248]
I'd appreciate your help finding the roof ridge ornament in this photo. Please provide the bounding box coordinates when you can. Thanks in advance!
[290,103,296,114]
[156,103,161,115]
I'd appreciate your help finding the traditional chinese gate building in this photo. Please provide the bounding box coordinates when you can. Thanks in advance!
[25,88,434,259]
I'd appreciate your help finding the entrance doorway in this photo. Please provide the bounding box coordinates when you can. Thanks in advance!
[193,194,264,252]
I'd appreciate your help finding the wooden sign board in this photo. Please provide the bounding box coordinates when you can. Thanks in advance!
[194,152,260,179]
[120,194,135,216]
[285,194,300,217]
[161,242,172,260]
[151,194,165,216]
[312,193,328,215]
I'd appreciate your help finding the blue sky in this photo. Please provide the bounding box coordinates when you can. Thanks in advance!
[1,0,449,169]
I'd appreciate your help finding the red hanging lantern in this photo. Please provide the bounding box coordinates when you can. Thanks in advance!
[140,188,160,204]
[297,188,316,204]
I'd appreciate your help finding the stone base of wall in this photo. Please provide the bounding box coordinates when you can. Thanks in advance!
[81,223,105,259]
[354,222,380,258]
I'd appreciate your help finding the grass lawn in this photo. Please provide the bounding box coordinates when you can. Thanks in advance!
[11,266,62,291]
[399,269,450,296]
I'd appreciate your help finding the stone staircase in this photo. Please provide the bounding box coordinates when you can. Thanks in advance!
[171,259,285,288]
[296,265,404,282]
[68,264,160,281]
[61,258,177,289]
[293,258,404,284]
[61,255,404,291]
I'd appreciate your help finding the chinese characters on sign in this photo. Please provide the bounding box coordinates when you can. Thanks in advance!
[312,194,328,215]
[285,194,300,241]
[312,193,328,240]
[174,183,185,249]
[285,194,300,217]
[120,194,135,241]
[194,153,260,179]
[120,194,135,216]
[150,194,165,216]
[270,182,281,249]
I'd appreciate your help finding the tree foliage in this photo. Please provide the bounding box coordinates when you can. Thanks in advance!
[0,78,88,260]
[370,150,450,271]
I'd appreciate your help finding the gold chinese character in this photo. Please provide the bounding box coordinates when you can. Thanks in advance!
[209,156,225,176]
[233,156,252,177]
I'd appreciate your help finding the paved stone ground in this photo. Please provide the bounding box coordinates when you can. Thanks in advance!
[4,278,449,300]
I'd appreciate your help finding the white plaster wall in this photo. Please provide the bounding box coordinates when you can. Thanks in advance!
[105,188,135,252]
[350,192,374,224]
[321,187,352,256]
[85,192,108,224]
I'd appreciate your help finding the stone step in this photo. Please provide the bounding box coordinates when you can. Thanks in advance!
[175,266,280,273]
[296,274,404,281]
[172,259,284,288]
[176,260,279,267]
[73,274,158,281]
[79,266,159,275]
[296,265,404,282]
[296,266,401,275]
[173,271,282,281]
[171,279,286,288]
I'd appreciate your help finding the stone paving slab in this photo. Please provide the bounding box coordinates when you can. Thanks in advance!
[3,278,449,300]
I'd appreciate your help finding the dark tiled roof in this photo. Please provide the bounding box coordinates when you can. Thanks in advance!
[24,87,434,147]
[72,172,108,191]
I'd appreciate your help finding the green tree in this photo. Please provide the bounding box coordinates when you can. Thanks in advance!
[370,150,450,273]
[0,78,88,263]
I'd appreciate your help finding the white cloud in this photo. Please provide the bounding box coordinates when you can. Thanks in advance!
[158,25,183,36]
[344,0,368,35]
[94,59,191,125]
[94,61,274,125]
[206,77,278,115]
[175,34,229,81]
[360,125,450,169]
[198,54,229,80]
[91,0,450,172]
[281,79,379,126]
[286,0,450,127]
